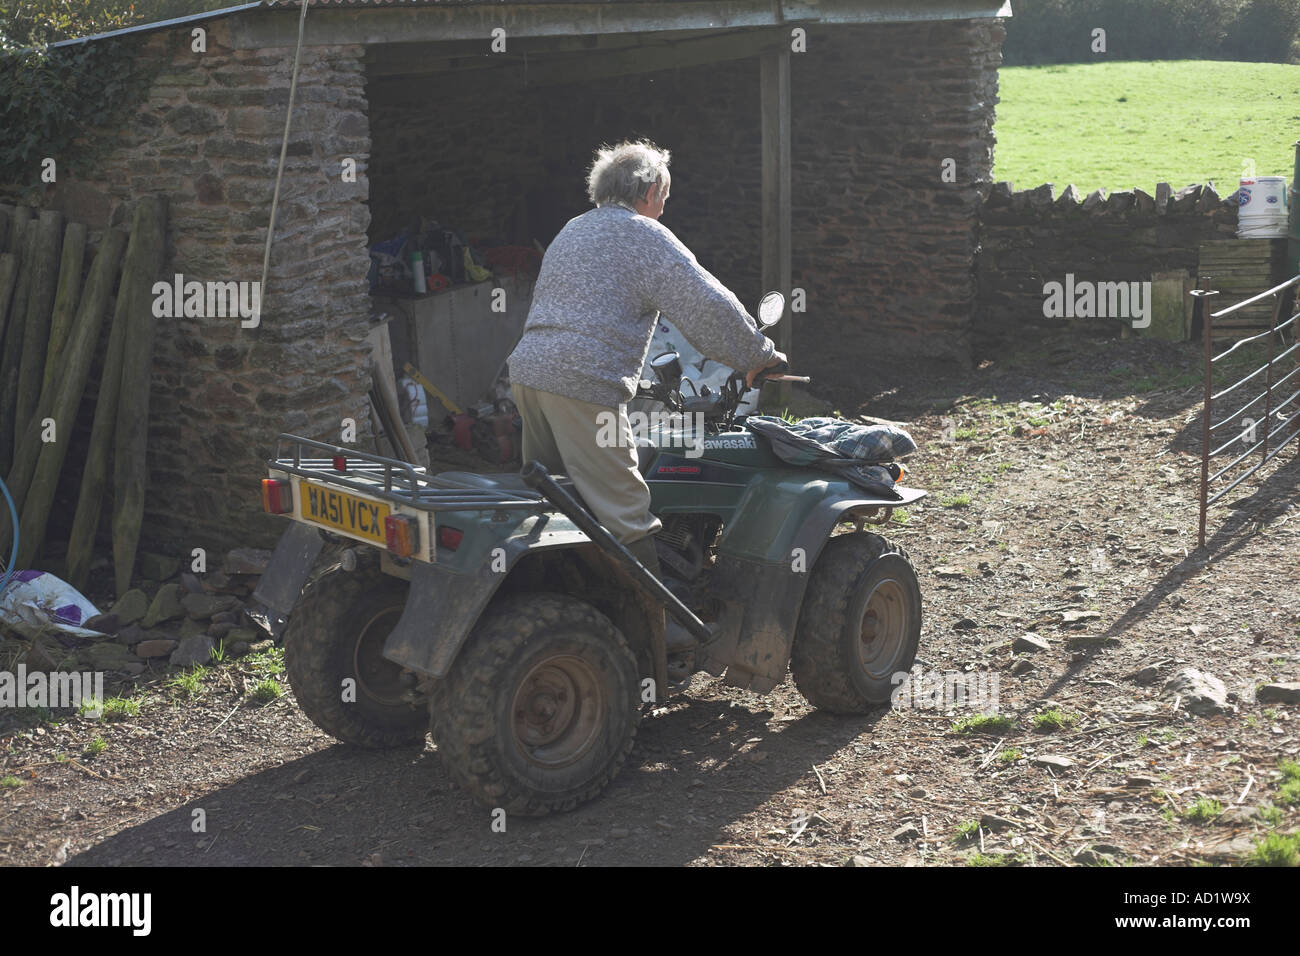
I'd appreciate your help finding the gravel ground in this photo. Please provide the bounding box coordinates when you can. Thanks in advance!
[2,330,1298,867]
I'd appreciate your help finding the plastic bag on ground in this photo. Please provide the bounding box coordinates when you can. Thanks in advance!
[0,571,107,641]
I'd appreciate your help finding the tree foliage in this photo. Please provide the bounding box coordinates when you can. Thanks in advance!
[1,0,220,50]
[1004,0,1300,65]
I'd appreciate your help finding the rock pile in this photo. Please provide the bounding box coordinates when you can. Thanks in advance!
[32,547,277,676]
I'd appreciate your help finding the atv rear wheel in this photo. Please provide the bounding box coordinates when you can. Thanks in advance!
[284,567,428,747]
[429,592,641,816]
[791,531,922,714]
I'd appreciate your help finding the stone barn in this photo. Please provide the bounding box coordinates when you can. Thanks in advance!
[0,0,1008,559]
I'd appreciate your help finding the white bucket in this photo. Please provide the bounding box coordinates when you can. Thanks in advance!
[1237,176,1289,238]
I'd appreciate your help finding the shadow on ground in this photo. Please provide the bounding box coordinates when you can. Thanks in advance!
[70,696,882,867]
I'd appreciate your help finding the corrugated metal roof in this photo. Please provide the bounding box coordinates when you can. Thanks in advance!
[262,0,722,5]
[46,2,263,48]
[46,0,1012,48]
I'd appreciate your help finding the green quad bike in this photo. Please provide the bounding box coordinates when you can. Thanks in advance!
[252,292,926,816]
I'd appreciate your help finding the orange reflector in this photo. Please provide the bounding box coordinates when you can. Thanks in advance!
[385,514,418,558]
[262,478,292,514]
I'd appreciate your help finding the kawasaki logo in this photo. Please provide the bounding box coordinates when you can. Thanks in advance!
[703,435,756,449]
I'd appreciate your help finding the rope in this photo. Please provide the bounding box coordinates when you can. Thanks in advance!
[0,475,18,598]
[254,0,311,329]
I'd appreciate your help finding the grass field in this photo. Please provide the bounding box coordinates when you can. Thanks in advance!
[994,60,1300,194]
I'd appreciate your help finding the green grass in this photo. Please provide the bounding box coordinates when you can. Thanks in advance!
[1184,797,1224,823]
[964,851,1026,867]
[84,736,107,758]
[996,61,1300,193]
[0,775,23,790]
[101,695,140,721]
[1032,709,1080,733]
[1261,805,1285,828]
[1277,759,1300,807]
[953,713,1015,735]
[940,494,972,509]
[250,679,283,704]
[1250,832,1300,866]
[955,819,981,840]
[167,668,204,699]
[243,646,285,678]
[998,747,1022,764]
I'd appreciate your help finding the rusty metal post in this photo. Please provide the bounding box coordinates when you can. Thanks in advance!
[1193,277,1219,550]
[1261,291,1281,460]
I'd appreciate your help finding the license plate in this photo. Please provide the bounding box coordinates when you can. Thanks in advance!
[300,481,389,545]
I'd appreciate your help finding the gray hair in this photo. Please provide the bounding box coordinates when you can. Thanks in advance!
[586,140,671,206]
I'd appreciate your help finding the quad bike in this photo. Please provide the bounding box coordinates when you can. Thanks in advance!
[252,293,926,816]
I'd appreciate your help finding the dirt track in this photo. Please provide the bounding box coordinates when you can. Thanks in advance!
[3,330,1298,866]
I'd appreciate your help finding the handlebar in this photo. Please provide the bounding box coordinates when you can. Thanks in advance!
[755,360,810,384]
[637,359,811,429]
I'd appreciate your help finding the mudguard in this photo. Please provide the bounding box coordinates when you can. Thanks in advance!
[251,521,325,619]
[381,515,590,678]
[713,486,926,691]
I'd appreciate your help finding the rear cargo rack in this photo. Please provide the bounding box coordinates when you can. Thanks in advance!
[268,434,547,513]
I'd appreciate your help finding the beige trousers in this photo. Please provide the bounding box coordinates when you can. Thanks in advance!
[513,382,662,544]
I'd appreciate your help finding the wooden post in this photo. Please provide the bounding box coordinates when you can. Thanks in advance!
[760,45,793,410]
[112,197,168,597]
[41,221,88,395]
[65,232,135,590]
[2,206,31,258]
[11,229,129,569]
[13,210,64,460]
[0,229,37,478]
[0,253,17,346]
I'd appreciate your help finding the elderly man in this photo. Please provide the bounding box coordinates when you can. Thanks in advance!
[507,140,785,578]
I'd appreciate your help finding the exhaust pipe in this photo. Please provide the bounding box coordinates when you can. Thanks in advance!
[520,461,714,643]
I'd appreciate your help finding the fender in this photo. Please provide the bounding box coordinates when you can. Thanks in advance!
[380,528,583,678]
[251,521,325,627]
[716,486,926,691]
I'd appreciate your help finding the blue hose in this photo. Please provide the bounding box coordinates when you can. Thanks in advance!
[0,475,18,599]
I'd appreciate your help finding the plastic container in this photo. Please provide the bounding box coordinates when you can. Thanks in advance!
[1238,176,1289,238]
[412,251,428,294]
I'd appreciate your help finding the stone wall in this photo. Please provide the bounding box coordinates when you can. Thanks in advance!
[3,17,373,560]
[975,181,1239,351]
[791,20,1003,369]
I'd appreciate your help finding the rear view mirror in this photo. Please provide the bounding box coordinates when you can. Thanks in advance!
[650,351,683,386]
[757,291,784,328]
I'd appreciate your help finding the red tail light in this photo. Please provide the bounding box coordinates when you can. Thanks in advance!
[385,515,418,558]
[262,478,292,514]
[332,454,347,471]
[438,526,464,551]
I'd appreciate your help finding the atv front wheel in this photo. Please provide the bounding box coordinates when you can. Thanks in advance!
[791,531,922,714]
[284,567,429,747]
[429,592,641,816]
